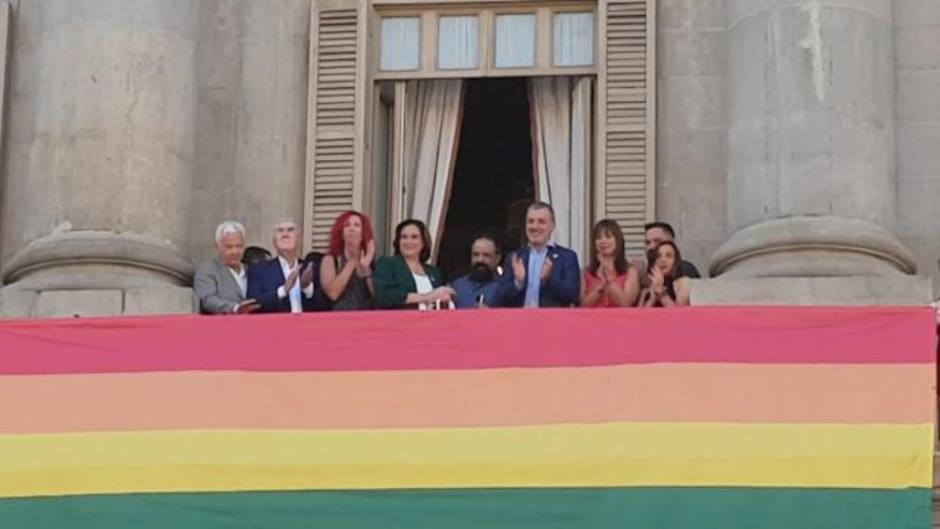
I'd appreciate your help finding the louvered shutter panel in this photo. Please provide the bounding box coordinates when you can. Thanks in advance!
[305,0,364,251]
[596,0,655,255]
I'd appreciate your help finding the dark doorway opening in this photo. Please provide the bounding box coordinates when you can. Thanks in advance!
[437,78,535,280]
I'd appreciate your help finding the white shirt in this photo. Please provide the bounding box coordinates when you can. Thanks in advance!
[276,256,315,313]
[413,272,453,310]
[227,264,247,298]
[226,264,248,313]
[413,273,434,311]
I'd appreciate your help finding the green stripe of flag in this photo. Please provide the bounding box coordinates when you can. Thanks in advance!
[0,487,930,529]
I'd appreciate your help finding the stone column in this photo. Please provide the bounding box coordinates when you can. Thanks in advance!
[187,0,310,265]
[894,0,940,298]
[710,0,917,279]
[0,0,198,317]
[656,0,728,277]
[232,0,310,248]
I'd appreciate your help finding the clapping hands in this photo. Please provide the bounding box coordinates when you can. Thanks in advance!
[358,240,376,276]
[284,262,315,291]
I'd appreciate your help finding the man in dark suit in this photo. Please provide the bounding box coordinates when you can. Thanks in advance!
[246,220,317,313]
[495,201,580,308]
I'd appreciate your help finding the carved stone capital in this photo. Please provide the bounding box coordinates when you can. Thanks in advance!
[709,216,917,278]
[2,231,194,288]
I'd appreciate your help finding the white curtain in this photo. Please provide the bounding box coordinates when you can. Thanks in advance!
[495,14,537,68]
[438,16,479,70]
[404,79,465,258]
[380,17,420,71]
[553,12,595,67]
[529,76,592,258]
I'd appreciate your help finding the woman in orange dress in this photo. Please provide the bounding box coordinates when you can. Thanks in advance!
[580,219,640,307]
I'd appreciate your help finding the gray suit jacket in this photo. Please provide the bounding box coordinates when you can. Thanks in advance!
[194,258,246,314]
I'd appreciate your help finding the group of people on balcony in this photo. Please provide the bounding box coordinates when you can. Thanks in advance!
[194,201,697,314]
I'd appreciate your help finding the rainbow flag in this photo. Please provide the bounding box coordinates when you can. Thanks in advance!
[0,307,934,528]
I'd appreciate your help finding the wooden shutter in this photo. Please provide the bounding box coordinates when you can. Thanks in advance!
[596,0,655,255]
[304,0,366,251]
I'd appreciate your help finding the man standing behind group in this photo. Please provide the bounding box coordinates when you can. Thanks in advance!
[194,221,260,314]
[247,220,317,313]
[496,201,580,308]
[451,235,502,308]
[644,221,700,278]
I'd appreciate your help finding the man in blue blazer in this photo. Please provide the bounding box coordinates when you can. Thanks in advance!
[496,201,580,308]
[247,220,318,313]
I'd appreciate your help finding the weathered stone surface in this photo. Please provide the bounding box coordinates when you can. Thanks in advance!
[2,231,194,287]
[656,0,727,277]
[0,0,197,296]
[894,0,940,296]
[230,4,309,251]
[897,71,940,122]
[1,0,199,263]
[714,0,916,278]
[726,0,897,232]
[659,28,726,77]
[187,0,310,266]
[0,287,37,318]
[124,286,196,315]
[711,216,918,277]
[692,275,932,306]
[0,0,198,315]
[32,290,124,319]
[0,2,10,262]
[659,0,726,30]
[896,26,940,70]
[0,284,195,318]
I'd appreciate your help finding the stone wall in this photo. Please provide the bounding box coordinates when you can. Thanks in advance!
[188,0,310,265]
[655,0,728,275]
[894,0,940,297]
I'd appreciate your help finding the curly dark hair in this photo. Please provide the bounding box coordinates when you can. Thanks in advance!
[393,219,432,263]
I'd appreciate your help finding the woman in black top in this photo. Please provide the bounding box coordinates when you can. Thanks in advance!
[640,240,691,307]
[319,210,376,310]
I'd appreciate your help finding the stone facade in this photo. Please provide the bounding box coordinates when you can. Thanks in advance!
[0,0,938,316]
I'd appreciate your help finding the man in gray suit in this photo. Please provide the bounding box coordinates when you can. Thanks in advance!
[194,221,261,314]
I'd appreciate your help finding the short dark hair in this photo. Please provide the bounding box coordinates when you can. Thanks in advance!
[527,201,555,222]
[643,221,676,239]
[393,219,432,263]
[303,251,324,265]
[242,246,272,267]
[471,233,502,255]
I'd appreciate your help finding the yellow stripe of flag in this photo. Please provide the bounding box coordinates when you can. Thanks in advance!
[0,422,932,498]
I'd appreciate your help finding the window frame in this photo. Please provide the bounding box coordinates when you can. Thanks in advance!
[551,10,596,68]
[436,14,482,70]
[372,2,596,80]
[379,16,422,72]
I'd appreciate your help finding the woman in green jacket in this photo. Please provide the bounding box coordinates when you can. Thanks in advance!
[374,219,456,309]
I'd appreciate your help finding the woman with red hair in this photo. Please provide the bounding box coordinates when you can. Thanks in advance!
[319,210,376,310]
